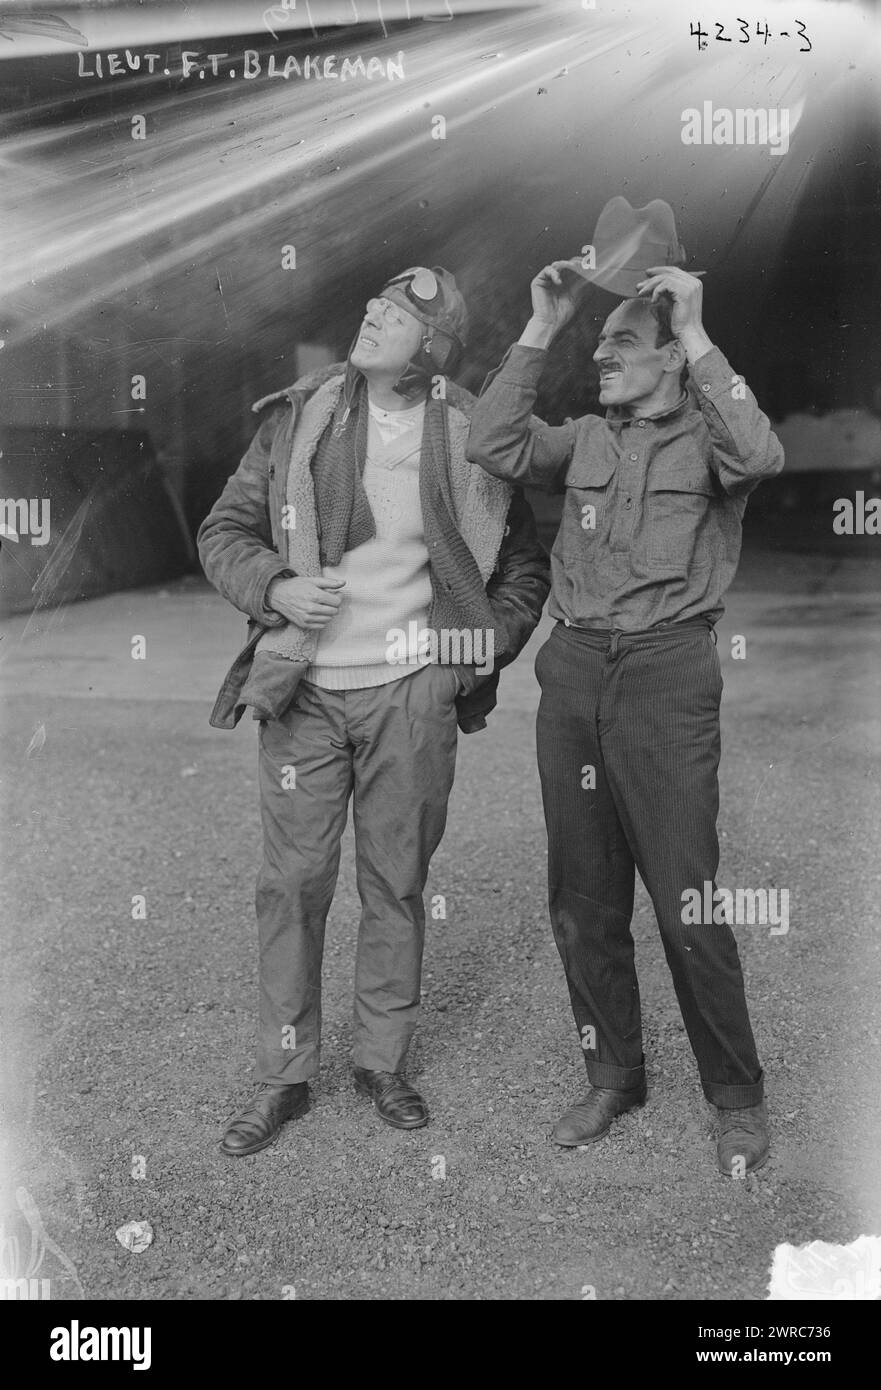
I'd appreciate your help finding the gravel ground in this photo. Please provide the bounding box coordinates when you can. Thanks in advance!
[2,544,880,1301]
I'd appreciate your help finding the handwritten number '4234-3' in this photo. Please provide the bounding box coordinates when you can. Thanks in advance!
[690,19,812,52]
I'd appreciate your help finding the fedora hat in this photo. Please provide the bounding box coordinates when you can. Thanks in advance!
[572,196,688,297]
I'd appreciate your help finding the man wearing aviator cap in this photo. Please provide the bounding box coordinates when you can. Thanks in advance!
[198,266,549,1156]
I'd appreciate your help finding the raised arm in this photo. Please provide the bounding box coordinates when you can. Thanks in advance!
[637,265,785,495]
[466,259,590,490]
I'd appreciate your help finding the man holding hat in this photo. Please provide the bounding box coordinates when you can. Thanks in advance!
[198,266,549,1156]
[466,200,784,1175]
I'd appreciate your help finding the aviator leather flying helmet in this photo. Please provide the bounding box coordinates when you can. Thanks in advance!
[344,265,469,405]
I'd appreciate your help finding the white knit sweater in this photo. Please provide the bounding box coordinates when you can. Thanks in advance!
[305,401,432,690]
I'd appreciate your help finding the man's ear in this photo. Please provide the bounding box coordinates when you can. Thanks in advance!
[663,337,687,376]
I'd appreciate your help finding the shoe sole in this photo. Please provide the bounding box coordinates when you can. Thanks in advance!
[553,1097,647,1148]
[219,1096,309,1157]
[353,1080,429,1130]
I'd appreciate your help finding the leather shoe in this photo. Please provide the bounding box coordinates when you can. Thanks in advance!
[220,1082,309,1157]
[353,1068,428,1129]
[553,1082,647,1146]
[716,1101,769,1176]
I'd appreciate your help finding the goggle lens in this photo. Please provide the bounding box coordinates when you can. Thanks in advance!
[383,267,440,308]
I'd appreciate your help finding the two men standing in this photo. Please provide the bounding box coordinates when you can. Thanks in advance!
[200,244,783,1176]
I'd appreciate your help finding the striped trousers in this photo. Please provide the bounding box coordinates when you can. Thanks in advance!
[535,619,764,1108]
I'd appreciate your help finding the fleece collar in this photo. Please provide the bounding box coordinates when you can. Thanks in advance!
[254,375,511,665]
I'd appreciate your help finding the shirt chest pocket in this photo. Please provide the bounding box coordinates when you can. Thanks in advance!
[646,459,717,566]
[562,453,616,552]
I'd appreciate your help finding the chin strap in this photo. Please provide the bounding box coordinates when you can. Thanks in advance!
[393,327,453,399]
[392,362,434,400]
[333,336,364,436]
[338,324,456,421]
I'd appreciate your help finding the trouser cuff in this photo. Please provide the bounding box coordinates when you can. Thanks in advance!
[584,1056,646,1092]
[352,1044,411,1074]
[702,1070,765,1109]
[255,1048,319,1087]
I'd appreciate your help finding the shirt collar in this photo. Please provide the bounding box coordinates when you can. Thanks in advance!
[606,388,690,428]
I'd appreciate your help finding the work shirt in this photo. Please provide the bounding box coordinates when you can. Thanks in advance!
[466,343,785,630]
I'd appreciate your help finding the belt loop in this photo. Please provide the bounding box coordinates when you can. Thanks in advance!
[607,629,622,662]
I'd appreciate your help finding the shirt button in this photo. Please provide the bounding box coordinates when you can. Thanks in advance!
[624,497,633,508]
[629,452,638,461]
[564,619,571,627]
[637,420,646,428]
[701,383,711,393]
